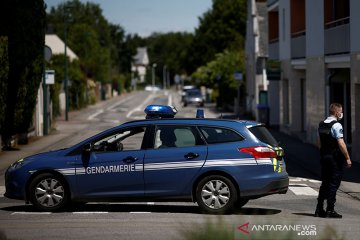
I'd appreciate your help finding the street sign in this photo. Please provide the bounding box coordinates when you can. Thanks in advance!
[45,70,55,85]
[44,45,52,62]
[174,74,181,84]
[234,71,243,81]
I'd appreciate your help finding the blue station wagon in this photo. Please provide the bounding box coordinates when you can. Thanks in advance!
[5,105,288,214]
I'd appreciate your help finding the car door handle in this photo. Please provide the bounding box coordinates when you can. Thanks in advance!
[123,156,138,163]
[184,152,199,159]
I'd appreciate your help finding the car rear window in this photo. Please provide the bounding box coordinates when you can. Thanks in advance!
[248,126,278,146]
[199,126,244,144]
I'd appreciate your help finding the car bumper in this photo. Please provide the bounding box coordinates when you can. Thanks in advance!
[4,168,27,201]
[240,176,289,199]
[184,99,204,105]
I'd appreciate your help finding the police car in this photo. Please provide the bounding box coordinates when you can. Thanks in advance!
[5,105,288,214]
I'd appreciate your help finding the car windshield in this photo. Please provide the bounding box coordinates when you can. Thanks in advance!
[187,90,201,97]
[248,126,278,147]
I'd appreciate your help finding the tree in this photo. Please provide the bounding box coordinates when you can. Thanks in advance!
[188,0,246,73]
[1,0,46,148]
[47,0,113,84]
[192,49,245,108]
[0,37,8,135]
[145,32,194,78]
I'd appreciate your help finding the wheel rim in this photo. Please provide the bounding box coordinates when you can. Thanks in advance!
[35,178,65,208]
[201,179,230,209]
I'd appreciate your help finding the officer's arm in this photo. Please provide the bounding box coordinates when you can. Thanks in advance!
[337,138,352,168]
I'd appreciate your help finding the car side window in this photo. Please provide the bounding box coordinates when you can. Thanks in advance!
[154,125,201,149]
[199,126,244,144]
[93,126,146,152]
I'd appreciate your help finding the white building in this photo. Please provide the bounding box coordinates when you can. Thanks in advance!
[267,0,360,163]
[132,47,149,83]
[245,0,270,124]
[34,34,78,137]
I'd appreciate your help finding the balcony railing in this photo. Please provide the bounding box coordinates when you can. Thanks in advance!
[268,40,279,60]
[291,30,306,59]
[325,17,350,29]
[325,23,350,55]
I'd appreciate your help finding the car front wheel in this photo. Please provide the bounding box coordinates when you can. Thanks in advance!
[196,175,237,214]
[29,173,69,211]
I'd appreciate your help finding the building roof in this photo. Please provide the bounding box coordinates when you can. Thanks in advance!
[45,34,78,61]
[133,47,149,66]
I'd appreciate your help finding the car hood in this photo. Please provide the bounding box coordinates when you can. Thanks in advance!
[26,148,68,161]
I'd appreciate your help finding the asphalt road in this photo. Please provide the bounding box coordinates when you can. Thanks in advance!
[0,90,359,240]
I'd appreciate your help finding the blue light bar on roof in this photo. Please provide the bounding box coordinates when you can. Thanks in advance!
[144,105,177,119]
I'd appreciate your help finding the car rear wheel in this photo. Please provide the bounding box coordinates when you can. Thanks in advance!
[196,175,237,214]
[29,173,69,211]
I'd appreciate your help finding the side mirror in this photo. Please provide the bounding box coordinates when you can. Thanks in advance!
[83,143,93,153]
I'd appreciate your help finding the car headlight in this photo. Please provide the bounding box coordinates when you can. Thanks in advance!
[10,158,25,169]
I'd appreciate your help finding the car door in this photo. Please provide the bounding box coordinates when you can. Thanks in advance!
[75,126,147,198]
[144,125,207,196]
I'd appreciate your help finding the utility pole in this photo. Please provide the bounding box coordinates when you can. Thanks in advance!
[64,2,69,121]
[163,65,166,90]
[152,63,157,92]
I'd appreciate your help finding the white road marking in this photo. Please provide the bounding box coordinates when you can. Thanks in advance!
[168,94,172,106]
[126,93,154,119]
[289,183,318,196]
[73,212,108,214]
[147,202,155,205]
[87,109,104,121]
[104,119,121,124]
[290,177,321,183]
[130,212,151,214]
[11,212,51,215]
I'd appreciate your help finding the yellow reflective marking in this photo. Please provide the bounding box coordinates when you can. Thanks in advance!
[273,158,277,172]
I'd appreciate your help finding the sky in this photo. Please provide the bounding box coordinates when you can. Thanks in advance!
[44,0,213,37]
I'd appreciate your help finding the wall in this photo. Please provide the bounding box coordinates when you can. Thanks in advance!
[350,0,360,53]
[306,57,326,144]
[306,0,324,58]
[351,53,360,162]
[279,0,291,60]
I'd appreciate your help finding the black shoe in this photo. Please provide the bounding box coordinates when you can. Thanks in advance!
[314,208,326,217]
[325,210,342,218]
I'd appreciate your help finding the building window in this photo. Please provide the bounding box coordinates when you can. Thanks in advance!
[324,0,350,28]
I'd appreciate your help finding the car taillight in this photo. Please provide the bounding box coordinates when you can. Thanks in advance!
[239,146,277,159]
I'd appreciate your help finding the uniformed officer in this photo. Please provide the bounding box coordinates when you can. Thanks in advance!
[315,103,352,218]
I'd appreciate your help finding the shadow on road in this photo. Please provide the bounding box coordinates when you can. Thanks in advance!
[1,203,281,216]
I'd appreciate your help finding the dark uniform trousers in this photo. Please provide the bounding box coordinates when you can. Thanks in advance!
[318,152,344,211]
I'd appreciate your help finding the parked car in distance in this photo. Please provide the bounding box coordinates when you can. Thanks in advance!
[181,85,196,102]
[183,89,204,107]
[145,85,161,92]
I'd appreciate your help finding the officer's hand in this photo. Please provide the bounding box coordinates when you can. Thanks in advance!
[345,159,352,168]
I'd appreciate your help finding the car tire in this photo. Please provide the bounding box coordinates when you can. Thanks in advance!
[196,175,237,214]
[183,102,187,107]
[29,173,69,211]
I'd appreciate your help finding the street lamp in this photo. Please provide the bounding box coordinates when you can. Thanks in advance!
[152,63,157,92]
[63,0,70,121]
[163,65,167,90]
